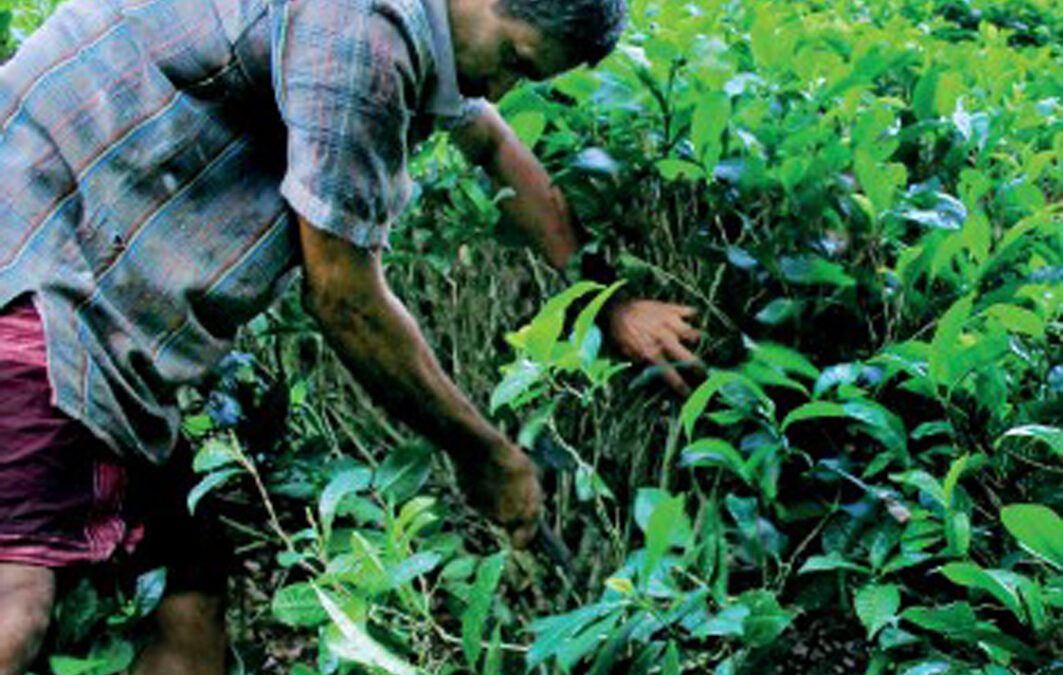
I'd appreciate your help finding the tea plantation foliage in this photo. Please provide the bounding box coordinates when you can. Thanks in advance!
[4,0,1061,672]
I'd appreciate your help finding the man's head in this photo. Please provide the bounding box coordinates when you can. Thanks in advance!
[448,0,626,101]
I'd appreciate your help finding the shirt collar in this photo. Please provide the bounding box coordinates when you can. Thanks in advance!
[420,0,464,117]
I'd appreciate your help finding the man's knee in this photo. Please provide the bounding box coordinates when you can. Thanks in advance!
[0,564,56,675]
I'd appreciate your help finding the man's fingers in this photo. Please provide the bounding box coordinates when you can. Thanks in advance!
[672,305,698,319]
[659,363,692,396]
[662,336,701,369]
[646,345,691,395]
[661,336,709,394]
[669,318,702,344]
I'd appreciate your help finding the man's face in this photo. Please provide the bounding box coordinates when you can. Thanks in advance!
[450,0,574,102]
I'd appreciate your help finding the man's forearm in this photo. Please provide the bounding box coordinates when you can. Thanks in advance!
[453,105,578,270]
[311,287,509,466]
[297,218,509,466]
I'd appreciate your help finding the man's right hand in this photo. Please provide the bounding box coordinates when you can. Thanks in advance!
[456,443,542,548]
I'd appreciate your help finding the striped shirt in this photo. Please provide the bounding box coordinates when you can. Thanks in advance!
[0,0,484,463]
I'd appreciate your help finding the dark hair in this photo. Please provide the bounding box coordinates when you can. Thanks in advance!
[497,0,627,67]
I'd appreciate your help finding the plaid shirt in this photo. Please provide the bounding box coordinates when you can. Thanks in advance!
[0,0,484,462]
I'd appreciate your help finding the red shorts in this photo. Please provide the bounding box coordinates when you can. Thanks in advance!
[0,295,228,593]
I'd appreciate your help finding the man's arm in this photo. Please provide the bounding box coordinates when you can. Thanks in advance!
[451,105,704,394]
[451,104,578,269]
[298,216,541,546]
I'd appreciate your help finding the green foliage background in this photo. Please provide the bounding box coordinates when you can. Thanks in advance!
[3,0,1061,673]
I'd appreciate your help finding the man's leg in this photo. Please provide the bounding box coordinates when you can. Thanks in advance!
[0,563,56,675]
[133,591,226,675]
[125,441,231,675]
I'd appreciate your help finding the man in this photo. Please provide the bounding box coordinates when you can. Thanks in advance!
[0,0,702,670]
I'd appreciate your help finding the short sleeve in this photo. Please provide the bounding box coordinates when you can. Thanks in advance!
[435,97,488,131]
[270,0,427,248]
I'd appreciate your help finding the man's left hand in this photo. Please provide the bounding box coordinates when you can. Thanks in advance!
[605,299,705,396]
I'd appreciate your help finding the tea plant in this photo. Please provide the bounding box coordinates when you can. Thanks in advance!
[5,0,1060,672]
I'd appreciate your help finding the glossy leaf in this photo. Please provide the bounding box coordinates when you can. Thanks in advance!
[316,586,419,674]
[855,584,900,638]
[463,552,507,668]
[1001,504,1063,570]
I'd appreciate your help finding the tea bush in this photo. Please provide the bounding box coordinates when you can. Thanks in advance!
[6,0,1060,672]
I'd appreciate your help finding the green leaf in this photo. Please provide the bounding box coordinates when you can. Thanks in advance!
[912,67,941,120]
[490,359,543,413]
[928,293,974,386]
[657,159,706,181]
[192,435,242,472]
[938,563,1024,620]
[49,656,111,675]
[524,282,602,363]
[898,662,951,675]
[692,91,730,170]
[680,370,774,437]
[588,613,642,675]
[854,583,900,638]
[388,552,443,589]
[272,583,328,627]
[778,254,855,287]
[896,191,967,231]
[634,488,670,532]
[786,398,906,459]
[516,401,556,449]
[679,438,750,483]
[557,614,621,671]
[782,401,846,429]
[702,604,749,637]
[509,111,547,146]
[741,361,809,396]
[997,425,1063,456]
[483,624,504,675]
[440,555,477,581]
[890,470,946,509]
[911,421,953,440]
[573,281,626,353]
[933,71,962,116]
[463,552,507,668]
[181,414,213,437]
[813,363,864,397]
[374,442,432,503]
[854,149,907,215]
[319,467,372,539]
[902,602,978,640]
[395,496,438,540]
[131,568,168,620]
[1001,504,1063,570]
[186,468,241,515]
[738,590,794,648]
[748,341,820,379]
[315,586,420,674]
[842,399,908,456]
[983,304,1045,339]
[946,511,971,557]
[798,553,871,575]
[662,641,680,675]
[643,494,688,579]
[942,454,979,508]
[527,603,619,671]
[961,209,991,263]
[49,640,135,675]
[755,298,802,325]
